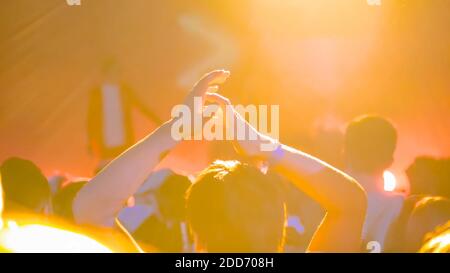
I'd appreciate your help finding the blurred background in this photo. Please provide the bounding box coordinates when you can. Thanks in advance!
[0,0,449,192]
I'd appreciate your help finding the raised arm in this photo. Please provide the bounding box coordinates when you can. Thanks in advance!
[73,70,230,227]
[273,145,367,252]
[206,93,367,252]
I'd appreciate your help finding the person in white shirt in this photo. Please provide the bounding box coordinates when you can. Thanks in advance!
[344,115,404,251]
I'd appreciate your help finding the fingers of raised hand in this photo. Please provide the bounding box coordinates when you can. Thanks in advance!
[192,69,230,96]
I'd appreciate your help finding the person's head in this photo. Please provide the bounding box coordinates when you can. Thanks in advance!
[155,174,191,222]
[344,115,397,175]
[406,157,441,196]
[52,181,87,221]
[405,196,450,252]
[0,157,51,214]
[186,160,286,252]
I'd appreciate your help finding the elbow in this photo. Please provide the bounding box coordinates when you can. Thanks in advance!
[72,186,116,227]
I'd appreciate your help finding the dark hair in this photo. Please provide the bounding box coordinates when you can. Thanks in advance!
[52,181,87,220]
[186,160,286,252]
[131,174,191,252]
[345,115,397,174]
[155,174,191,221]
[406,157,450,198]
[406,157,439,196]
[0,157,50,213]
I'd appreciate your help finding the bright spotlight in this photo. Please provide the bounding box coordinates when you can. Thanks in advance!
[383,171,397,192]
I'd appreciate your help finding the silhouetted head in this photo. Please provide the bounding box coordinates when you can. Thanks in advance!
[155,174,191,222]
[0,157,50,214]
[52,181,87,221]
[407,157,450,198]
[407,157,440,196]
[186,160,286,252]
[345,115,397,175]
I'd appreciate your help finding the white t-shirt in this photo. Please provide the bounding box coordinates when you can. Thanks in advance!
[350,173,404,251]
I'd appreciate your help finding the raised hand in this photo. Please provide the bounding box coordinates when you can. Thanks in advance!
[184,69,230,113]
[205,92,277,160]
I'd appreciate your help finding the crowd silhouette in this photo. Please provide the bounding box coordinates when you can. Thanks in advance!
[0,70,449,253]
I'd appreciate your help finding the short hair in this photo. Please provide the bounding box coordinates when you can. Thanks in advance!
[155,174,191,221]
[0,157,50,213]
[345,115,397,174]
[131,174,191,252]
[406,157,441,196]
[52,181,87,221]
[186,160,286,252]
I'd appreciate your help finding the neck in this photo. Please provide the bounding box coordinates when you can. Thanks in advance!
[347,169,384,193]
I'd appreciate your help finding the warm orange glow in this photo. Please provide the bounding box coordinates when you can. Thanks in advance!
[0,1,449,177]
[0,221,112,253]
[420,230,450,253]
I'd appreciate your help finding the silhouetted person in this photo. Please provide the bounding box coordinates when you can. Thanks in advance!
[407,156,450,198]
[52,181,87,221]
[74,70,367,253]
[344,115,404,251]
[131,174,192,252]
[0,157,51,215]
[87,58,161,167]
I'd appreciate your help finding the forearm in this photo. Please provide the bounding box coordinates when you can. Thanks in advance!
[229,103,366,213]
[273,144,366,213]
[272,145,367,252]
[73,119,179,226]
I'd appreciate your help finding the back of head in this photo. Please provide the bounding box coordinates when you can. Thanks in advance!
[156,174,191,222]
[0,157,50,214]
[186,160,286,252]
[406,157,441,196]
[405,196,450,252]
[345,115,397,174]
[52,181,87,221]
